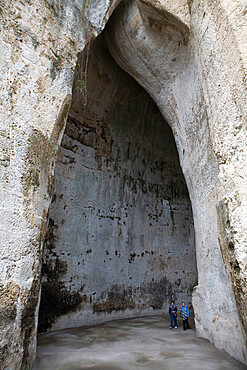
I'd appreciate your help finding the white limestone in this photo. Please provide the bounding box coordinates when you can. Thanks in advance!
[0,0,246,368]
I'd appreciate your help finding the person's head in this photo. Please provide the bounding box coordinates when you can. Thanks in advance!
[182,302,185,307]
[171,301,174,305]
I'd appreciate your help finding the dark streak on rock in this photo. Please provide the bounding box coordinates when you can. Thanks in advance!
[93,285,135,313]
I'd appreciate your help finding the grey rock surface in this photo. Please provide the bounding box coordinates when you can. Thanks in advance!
[105,0,247,363]
[0,0,246,368]
[39,37,196,332]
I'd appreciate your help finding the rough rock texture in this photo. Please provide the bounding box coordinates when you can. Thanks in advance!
[0,0,246,368]
[39,37,197,332]
[105,0,247,363]
[189,0,247,351]
[0,0,117,368]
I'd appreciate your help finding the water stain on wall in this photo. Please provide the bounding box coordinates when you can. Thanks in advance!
[39,34,197,331]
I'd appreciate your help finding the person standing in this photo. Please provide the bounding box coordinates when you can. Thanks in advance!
[169,301,178,329]
[180,302,190,331]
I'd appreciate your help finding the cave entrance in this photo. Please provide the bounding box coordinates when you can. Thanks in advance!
[38,32,197,333]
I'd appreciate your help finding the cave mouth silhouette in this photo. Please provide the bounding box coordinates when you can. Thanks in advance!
[38,30,197,333]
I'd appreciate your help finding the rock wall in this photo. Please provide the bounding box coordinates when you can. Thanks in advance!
[189,0,247,350]
[105,0,247,363]
[0,0,118,368]
[0,0,246,368]
[39,37,196,332]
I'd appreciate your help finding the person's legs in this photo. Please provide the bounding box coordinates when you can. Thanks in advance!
[183,319,186,331]
[170,315,173,329]
[174,316,177,328]
[185,319,189,330]
[187,319,190,329]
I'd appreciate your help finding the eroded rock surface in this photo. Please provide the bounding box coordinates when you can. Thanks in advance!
[0,0,116,368]
[0,0,246,368]
[105,0,247,363]
[39,37,197,331]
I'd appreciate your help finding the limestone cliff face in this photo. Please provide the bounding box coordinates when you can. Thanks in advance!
[105,0,247,363]
[0,0,246,368]
[39,37,197,332]
[189,1,247,353]
[0,1,114,368]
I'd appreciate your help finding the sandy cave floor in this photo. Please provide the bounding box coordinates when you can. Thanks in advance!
[33,316,246,370]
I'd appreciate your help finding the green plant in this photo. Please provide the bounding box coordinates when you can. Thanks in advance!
[43,0,59,17]
[50,47,68,68]
[37,19,46,35]
[75,42,90,105]
[27,131,57,172]
[76,71,87,99]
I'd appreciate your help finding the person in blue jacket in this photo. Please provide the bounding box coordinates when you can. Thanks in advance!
[180,302,190,331]
[169,301,178,329]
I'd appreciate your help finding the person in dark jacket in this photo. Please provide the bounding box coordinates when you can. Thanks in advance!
[169,301,178,329]
[180,302,190,331]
